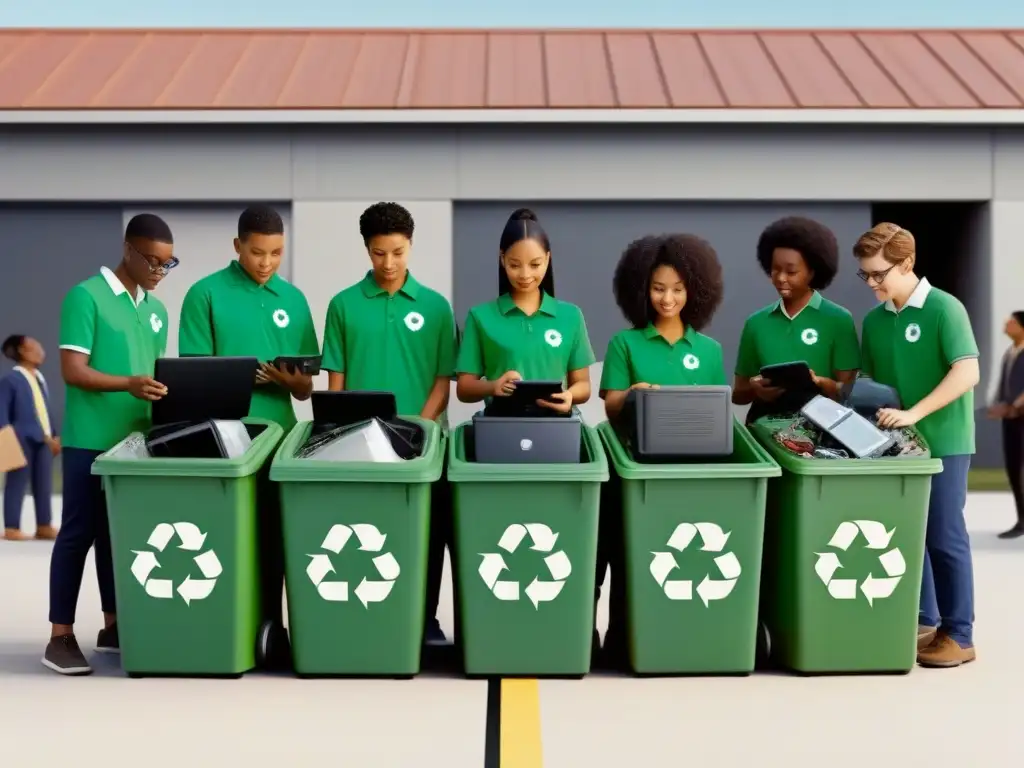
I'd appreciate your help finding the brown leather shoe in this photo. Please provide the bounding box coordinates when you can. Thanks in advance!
[3,528,28,541]
[918,633,976,668]
[34,525,59,540]
[917,625,937,651]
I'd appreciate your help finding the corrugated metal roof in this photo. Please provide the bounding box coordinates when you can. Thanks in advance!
[1,28,1023,110]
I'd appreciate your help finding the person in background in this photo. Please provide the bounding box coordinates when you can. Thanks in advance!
[44,213,175,676]
[321,202,458,647]
[455,208,595,412]
[178,204,319,671]
[986,311,1024,540]
[596,233,726,667]
[733,217,861,422]
[1,335,60,541]
[855,222,980,668]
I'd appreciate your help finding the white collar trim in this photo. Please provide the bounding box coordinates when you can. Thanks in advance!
[884,277,931,313]
[100,266,144,306]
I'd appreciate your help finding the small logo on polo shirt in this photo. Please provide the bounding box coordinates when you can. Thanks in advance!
[404,311,425,332]
[801,328,819,345]
[544,329,562,348]
[149,313,163,334]
[272,309,290,329]
[905,323,922,343]
[682,353,700,370]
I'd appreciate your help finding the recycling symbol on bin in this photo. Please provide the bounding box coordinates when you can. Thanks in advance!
[305,523,400,608]
[478,523,571,609]
[649,522,741,606]
[814,520,906,606]
[131,522,223,606]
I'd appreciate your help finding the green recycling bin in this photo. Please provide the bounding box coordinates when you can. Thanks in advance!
[598,420,781,675]
[270,418,443,677]
[93,418,284,678]
[750,422,942,674]
[449,421,608,677]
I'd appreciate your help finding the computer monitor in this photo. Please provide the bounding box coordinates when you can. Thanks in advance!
[151,356,257,426]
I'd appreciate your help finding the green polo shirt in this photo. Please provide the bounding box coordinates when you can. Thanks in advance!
[735,292,861,378]
[322,271,457,417]
[861,278,978,457]
[58,267,169,451]
[600,325,726,390]
[178,261,319,432]
[456,292,596,381]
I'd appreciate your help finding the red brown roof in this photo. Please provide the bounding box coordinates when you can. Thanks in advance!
[1,28,1023,110]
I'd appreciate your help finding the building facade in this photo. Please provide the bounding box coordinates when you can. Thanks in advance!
[1,29,1023,464]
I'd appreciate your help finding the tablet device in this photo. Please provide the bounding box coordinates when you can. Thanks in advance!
[273,355,322,376]
[486,379,565,418]
[151,356,258,426]
[311,390,398,429]
[759,361,815,391]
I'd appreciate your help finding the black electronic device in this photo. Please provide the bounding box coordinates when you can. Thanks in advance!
[841,376,902,420]
[272,355,322,376]
[151,356,257,427]
[472,412,582,464]
[759,361,815,392]
[617,385,734,460]
[145,419,252,460]
[484,379,566,418]
[311,390,398,430]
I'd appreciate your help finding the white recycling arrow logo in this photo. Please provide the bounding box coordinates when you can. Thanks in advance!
[478,523,571,609]
[131,522,223,606]
[649,522,741,606]
[814,520,906,606]
[305,523,400,608]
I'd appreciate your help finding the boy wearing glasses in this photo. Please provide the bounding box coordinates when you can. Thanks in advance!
[178,205,318,671]
[43,213,177,676]
[855,223,981,669]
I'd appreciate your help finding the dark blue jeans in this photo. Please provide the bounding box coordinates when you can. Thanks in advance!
[919,455,974,647]
[3,440,52,529]
[48,448,115,625]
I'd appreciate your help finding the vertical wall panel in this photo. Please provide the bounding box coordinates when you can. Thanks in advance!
[0,205,124,426]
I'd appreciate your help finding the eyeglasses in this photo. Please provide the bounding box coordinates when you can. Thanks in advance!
[127,241,179,275]
[856,264,897,285]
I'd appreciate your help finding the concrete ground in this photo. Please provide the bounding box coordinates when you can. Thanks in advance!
[2,493,1022,767]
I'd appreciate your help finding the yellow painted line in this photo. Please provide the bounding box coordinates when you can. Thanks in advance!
[499,678,543,767]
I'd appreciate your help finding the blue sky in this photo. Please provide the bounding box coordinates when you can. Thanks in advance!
[2,0,1022,29]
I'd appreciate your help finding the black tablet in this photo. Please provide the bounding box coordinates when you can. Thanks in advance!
[152,356,258,426]
[759,361,815,391]
[273,355,322,376]
[311,390,398,429]
[485,379,565,417]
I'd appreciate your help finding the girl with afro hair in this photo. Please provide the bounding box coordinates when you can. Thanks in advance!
[594,233,725,669]
[600,233,726,420]
[455,208,596,414]
[733,216,860,422]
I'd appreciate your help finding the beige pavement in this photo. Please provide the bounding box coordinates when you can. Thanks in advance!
[2,493,1022,767]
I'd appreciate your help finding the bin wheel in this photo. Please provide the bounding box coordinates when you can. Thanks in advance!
[755,621,773,669]
[256,620,293,672]
[256,622,272,666]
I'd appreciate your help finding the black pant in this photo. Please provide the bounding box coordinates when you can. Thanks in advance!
[425,473,458,635]
[594,468,627,641]
[3,439,52,529]
[1003,418,1024,527]
[256,468,285,626]
[49,448,114,625]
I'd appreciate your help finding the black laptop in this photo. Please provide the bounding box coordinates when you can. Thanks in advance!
[152,356,258,426]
